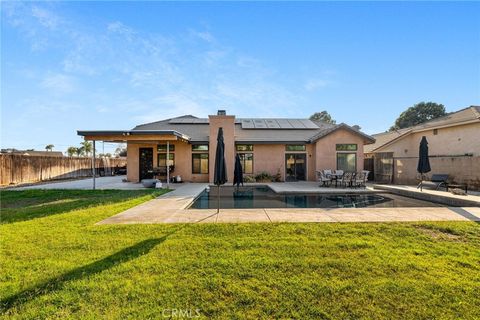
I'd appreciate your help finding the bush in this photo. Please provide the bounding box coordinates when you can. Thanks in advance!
[243,175,256,183]
[273,168,282,182]
[255,171,273,182]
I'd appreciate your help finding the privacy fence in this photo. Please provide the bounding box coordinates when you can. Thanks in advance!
[0,154,126,186]
[368,155,480,190]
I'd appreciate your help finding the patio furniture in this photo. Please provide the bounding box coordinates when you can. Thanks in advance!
[338,172,354,188]
[362,170,370,182]
[141,179,159,188]
[329,171,344,187]
[316,170,332,187]
[323,169,333,177]
[417,174,449,191]
[445,183,468,194]
[353,172,366,188]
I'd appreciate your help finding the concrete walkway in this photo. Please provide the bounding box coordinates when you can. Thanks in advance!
[98,206,480,224]
[10,176,146,190]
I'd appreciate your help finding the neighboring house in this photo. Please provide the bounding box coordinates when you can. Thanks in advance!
[78,110,375,183]
[365,106,480,189]
[0,149,64,157]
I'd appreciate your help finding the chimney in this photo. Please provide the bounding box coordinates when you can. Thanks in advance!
[217,109,226,116]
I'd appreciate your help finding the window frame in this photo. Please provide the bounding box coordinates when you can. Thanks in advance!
[236,144,254,152]
[335,144,358,151]
[157,144,175,152]
[238,152,254,174]
[192,153,209,174]
[336,152,357,172]
[285,145,306,152]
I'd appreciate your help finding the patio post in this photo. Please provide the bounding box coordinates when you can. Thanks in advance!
[92,140,96,190]
[166,141,170,189]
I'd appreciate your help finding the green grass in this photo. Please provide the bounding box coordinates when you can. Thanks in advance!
[1,190,479,319]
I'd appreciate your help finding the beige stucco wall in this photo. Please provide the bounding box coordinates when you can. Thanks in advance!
[376,123,480,157]
[314,129,366,172]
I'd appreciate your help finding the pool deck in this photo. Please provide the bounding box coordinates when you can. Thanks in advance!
[97,182,480,225]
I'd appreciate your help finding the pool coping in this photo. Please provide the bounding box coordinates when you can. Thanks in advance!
[97,183,480,224]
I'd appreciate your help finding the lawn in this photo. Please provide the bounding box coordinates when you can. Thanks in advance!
[1,190,479,319]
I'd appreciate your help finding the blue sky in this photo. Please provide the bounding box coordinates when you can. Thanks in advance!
[2,1,479,153]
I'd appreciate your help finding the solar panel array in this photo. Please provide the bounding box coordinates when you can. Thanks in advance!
[240,119,318,129]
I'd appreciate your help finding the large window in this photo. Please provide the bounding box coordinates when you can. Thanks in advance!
[192,154,209,174]
[238,153,253,174]
[158,153,174,167]
[336,144,357,151]
[337,153,356,172]
[286,145,306,151]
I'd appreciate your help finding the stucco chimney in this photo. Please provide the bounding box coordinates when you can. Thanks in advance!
[208,112,235,183]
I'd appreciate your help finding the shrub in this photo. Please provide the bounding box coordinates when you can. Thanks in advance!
[273,168,282,182]
[243,175,256,183]
[255,171,273,182]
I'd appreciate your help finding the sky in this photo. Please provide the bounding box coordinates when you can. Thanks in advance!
[1,1,479,154]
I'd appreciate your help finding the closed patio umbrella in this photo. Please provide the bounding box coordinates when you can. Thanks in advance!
[417,136,431,191]
[214,127,227,213]
[233,154,243,189]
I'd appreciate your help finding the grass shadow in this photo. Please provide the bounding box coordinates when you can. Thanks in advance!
[0,237,164,312]
[1,190,162,224]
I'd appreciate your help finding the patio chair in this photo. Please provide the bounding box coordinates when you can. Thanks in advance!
[323,169,333,178]
[417,174,449,191]
[353,172,366,188]
[334,170,344,176]
[316,170,332,187]
[338,172,353,188]
[362,170,370,183]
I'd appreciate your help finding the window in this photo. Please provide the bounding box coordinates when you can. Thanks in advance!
[192,154,209,174]
[336,144,357,151]
[238,153,253,174]
[192,144,208,151]
[337,153,356,172]
[158,153,174,167]
[157,144,175,152]
[286,145,306,151]
[433,129,438,135]
[236,144,253,152]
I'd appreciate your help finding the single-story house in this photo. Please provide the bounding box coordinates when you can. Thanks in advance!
[78,110,375,183]
[364,106,480,189]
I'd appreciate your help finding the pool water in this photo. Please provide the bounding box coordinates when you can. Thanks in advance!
[189,186,445,209]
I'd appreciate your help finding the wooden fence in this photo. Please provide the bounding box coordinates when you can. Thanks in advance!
[0,154,126,186]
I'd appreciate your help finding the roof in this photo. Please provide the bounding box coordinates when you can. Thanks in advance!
[130,115,375,144]
[365,106,480,153]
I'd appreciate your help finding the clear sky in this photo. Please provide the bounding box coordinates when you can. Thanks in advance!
[2,1,479,154]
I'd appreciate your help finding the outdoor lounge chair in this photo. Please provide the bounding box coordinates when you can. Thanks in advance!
[417,174,449,190]
[316,170,332,187]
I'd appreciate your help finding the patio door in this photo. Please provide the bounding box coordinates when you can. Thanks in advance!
[139,148,154,180]
[285,153,306,181]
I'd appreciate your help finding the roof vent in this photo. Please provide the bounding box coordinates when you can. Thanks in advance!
[217,110,226,115]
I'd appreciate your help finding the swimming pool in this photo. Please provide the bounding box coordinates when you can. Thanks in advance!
[189,186,446,209]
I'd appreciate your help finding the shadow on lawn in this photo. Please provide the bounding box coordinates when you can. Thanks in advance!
[0,237,164,312]
[1,190,158,224]
[0,212,217,313]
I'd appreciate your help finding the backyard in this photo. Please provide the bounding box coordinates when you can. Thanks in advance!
[1,190,479,319]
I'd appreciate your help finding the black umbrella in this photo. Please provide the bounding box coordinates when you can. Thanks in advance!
[233,154,243,188]
[417,136,431,191]
[214,127,227,213]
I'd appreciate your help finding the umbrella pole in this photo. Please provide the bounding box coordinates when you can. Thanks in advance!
[217,185,220,214]
[420,174,423,192]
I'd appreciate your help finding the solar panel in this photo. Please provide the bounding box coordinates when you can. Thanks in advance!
[266,119,280,128]
[253,119,267,128]
[241,119,255,128]
[276,119,294,129]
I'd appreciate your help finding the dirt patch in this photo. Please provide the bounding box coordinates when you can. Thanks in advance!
[415,226,465,242]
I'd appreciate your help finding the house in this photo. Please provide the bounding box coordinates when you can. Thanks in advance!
[0,149,64,157]
[364,106,480,189]
[78,110,375,183]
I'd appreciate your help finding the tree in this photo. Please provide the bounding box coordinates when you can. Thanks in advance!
[45,144,54,152]
[76,147,84,157]
[390,102,446,131]
[351,125,361,131]
[115,144,127,157]
[66,146,78,157]
[80,141,94,156]
[309,111,336,124]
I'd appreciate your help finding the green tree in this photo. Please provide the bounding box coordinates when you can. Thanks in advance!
[45,144,54,152]
[80,141,94,156]
[390,102,446,131]
[309,111,336,124]
[66,146,78,157]
[115,145,127,157]
[76,147,85,157]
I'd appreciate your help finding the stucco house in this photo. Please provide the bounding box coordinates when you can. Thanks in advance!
[364,106,480,189]
[78,111,375,183]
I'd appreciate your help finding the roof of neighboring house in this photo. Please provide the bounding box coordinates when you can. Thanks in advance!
[0,150,64,157]
[365,106,480,153]
[131,115,375,144]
